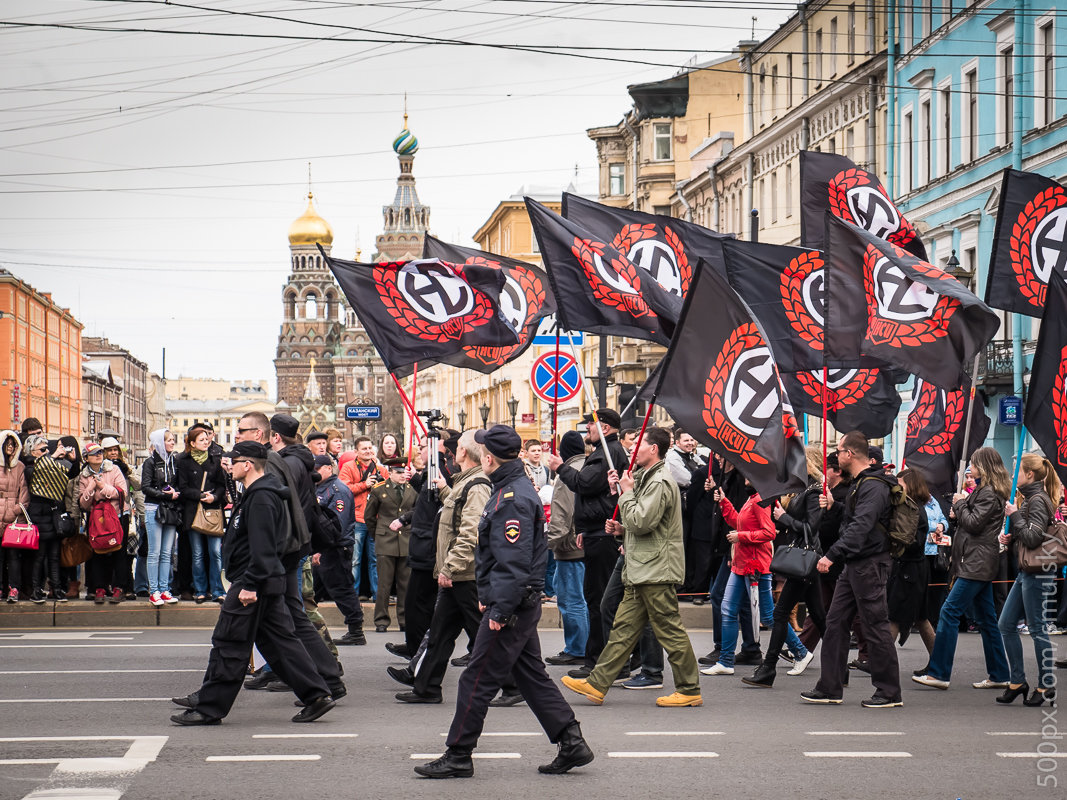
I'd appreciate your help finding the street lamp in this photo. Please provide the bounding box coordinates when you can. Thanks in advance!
[945,249,970,288]
[507,396,519,429]
[479,402,491,429]
[457,409,467,430]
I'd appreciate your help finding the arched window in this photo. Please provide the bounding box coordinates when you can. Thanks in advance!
[305,293,318,319]
[284,291,297,320]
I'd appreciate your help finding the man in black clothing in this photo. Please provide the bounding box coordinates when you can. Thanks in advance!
[545,408,628,676]
[802,431,903,708]
[170,442,335,726]
[313,455,366,646]
[415,425,593,779]
[798,451,849,653]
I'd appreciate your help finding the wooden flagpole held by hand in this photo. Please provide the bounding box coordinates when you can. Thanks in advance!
[563,331,616,478]
[955,355,981,494]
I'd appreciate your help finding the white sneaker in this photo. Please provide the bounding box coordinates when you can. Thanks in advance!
[912,674,950,690]
[149,592,165,607]
[700,663,734,676]
[972,678,1009,689]
[787,650,815,676]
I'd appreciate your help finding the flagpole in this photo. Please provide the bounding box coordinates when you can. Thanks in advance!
[390,372,428,437]
[551,326,561,455]
[1005,425,1027,531]
[954,354,981,494]
[563,331,616,478]
[408,362,419,464]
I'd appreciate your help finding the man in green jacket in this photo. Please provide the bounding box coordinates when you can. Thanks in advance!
[561,427,701,708]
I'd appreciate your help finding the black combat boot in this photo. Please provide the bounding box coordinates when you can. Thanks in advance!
[740,662,776,688]
[414,748,474,779]
[538,721,594,774]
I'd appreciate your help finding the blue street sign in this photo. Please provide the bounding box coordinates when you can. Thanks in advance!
[345,405,381,420]
[532,315,584,346]
[999,396,1022,427]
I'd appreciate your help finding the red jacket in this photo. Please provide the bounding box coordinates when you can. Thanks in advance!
[718,492,774,575]
[339,458,387,524]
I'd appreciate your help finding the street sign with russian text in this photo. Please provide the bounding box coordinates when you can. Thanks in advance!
[345,404,382,420]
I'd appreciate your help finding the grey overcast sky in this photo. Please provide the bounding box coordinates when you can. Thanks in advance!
[0,0,791,388]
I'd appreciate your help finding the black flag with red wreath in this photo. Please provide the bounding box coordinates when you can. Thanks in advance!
[562,192,732,295]
[319,247,519,373]
[722,239,901,437]
[526,197,674,344]
[641,260,808,499]
[1025,278,1067,487]
[904,378,991,501]
[824,215,999,390]
[800,150,928,260]
[420,236,555,373]
[985,168,1067,318]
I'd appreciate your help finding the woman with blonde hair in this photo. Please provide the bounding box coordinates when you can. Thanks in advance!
[914,447,1011,691]
[995,453,1062,706]
[742,445,824,687]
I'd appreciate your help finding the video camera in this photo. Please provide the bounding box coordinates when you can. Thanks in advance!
[417,408,444,428]
[416,409,444,499]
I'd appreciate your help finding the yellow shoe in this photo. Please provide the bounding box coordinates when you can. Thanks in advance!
[656,692,703,708]
[561,676,605,706]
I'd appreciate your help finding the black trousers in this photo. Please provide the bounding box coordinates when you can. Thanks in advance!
[582,534,621,668]
[194,580,330,720]
[317,547,363,631]
[404,567,438,653]
[764,576,826,666]
[815,553,901,701]
[602,555,663,677]
[87,548,125,592]
[445,602,575,753]
[283,567,342,692]
[413,581,484,698]
[176,528,194,596]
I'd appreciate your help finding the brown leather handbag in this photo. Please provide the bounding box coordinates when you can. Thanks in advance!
[190,471,224,536]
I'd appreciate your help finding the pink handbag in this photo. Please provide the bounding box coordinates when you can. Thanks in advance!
[2,504,39,550]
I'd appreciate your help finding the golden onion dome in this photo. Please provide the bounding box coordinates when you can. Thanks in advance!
[288,192,334,246]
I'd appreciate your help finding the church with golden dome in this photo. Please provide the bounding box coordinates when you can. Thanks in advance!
[272,118,430,442]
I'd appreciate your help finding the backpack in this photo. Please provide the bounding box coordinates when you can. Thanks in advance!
[855,476,920,558]
[87,499,123,554]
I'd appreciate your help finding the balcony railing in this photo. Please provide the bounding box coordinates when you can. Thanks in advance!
[977,340,1024,388]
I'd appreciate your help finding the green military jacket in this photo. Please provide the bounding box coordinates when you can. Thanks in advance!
[617,459,684,587]
[364,479,417,558]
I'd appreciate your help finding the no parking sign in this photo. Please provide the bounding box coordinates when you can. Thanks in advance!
[531,352,582,404]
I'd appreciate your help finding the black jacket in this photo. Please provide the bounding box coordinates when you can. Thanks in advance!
[687,464,751,555]
[141,451,181,514]
[825,467,892,564]
[403,469,446,572]
[276,444,316,565]
[174,451,227,532]
[222,473,288,594]
[476,458,546,624]
[554,432,628,535]
[950,483,1005,582]
[1008,481,1055,552]
[776,483,824,549]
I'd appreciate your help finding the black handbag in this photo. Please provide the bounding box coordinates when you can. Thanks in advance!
[770,541,820,580]
[155,501,181,527]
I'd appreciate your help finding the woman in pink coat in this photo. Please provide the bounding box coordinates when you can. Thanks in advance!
[78,442,128,604]
[0,430,30,603]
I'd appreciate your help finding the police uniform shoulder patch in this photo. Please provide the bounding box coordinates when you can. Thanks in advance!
[503,492,514,498]
[504,518,520,543]
[335,499,345,512]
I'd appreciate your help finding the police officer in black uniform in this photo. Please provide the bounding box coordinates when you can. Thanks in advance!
[415,425,594,779]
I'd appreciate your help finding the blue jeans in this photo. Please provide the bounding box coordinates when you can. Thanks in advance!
[351,522,377,597]
[928,577,1009,683]
[188,530,223,598]
[719,572,806,668]
[134,557,149,595]
[544,551,556,598]
[145,507,177,595]
[998,571,1056,689]
[554,559,588,658]
[709,558,756,654]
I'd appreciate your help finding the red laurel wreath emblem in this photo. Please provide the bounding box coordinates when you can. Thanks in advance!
[780,250,827,352]
[374,262,494,343]
[795,368,879,411]
[571,237,654,318]
[828,167,921,250]
[918,388,965,455]
[608,223,693,297]
[863,244,959,348]
[457,257,548,367]
[1009,186,1067,311]
[1055,345,1067,468]
[703,323,770,466]
[905,382,935,441]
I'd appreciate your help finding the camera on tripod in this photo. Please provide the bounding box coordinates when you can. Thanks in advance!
[417,408,444,426]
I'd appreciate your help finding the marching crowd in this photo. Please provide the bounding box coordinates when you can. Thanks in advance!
[3,409,1067,771]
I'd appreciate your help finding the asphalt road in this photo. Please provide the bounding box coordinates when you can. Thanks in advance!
[0,626,1063,800]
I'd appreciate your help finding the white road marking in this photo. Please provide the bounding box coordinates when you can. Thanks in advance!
[608,752,719,758]
[0,669,203,676]
[10,735,167,800]
[251,738,360,742]
[0,698,169,704]
[0,759,63,766]
[0,644,209,649]
[804,751,912,758]
[805,731,905,736]
[438,732,539,737]
[986,731,1043,736]
[0,632,140,640]
[411,753,521,759]
[206,755,322,762]
[996,752,1067,758]
[625,731,724,736]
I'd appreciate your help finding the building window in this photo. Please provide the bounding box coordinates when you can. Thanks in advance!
[815,30,823,82]
[965,69,978,161]
[608,163,625,195]
[771,65,778,119]
[846,127,855,160]
[847,4,856,63]
[1039,21,1055,126]
[830,18,838,76]
[939,85,952,176]
[1002,46,1014,145]
[758,178,765,227]
[920,99,931,185]
[922,6,932,39]
[758,67,766,127]
[653,122,672,161]
[785,163,793,218]
[786,54,793,106]
[770,172,778,223]
[901,111,913,194]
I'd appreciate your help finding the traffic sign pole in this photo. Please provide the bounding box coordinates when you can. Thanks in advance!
[563,331,615,478]
[551,326,560,454]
